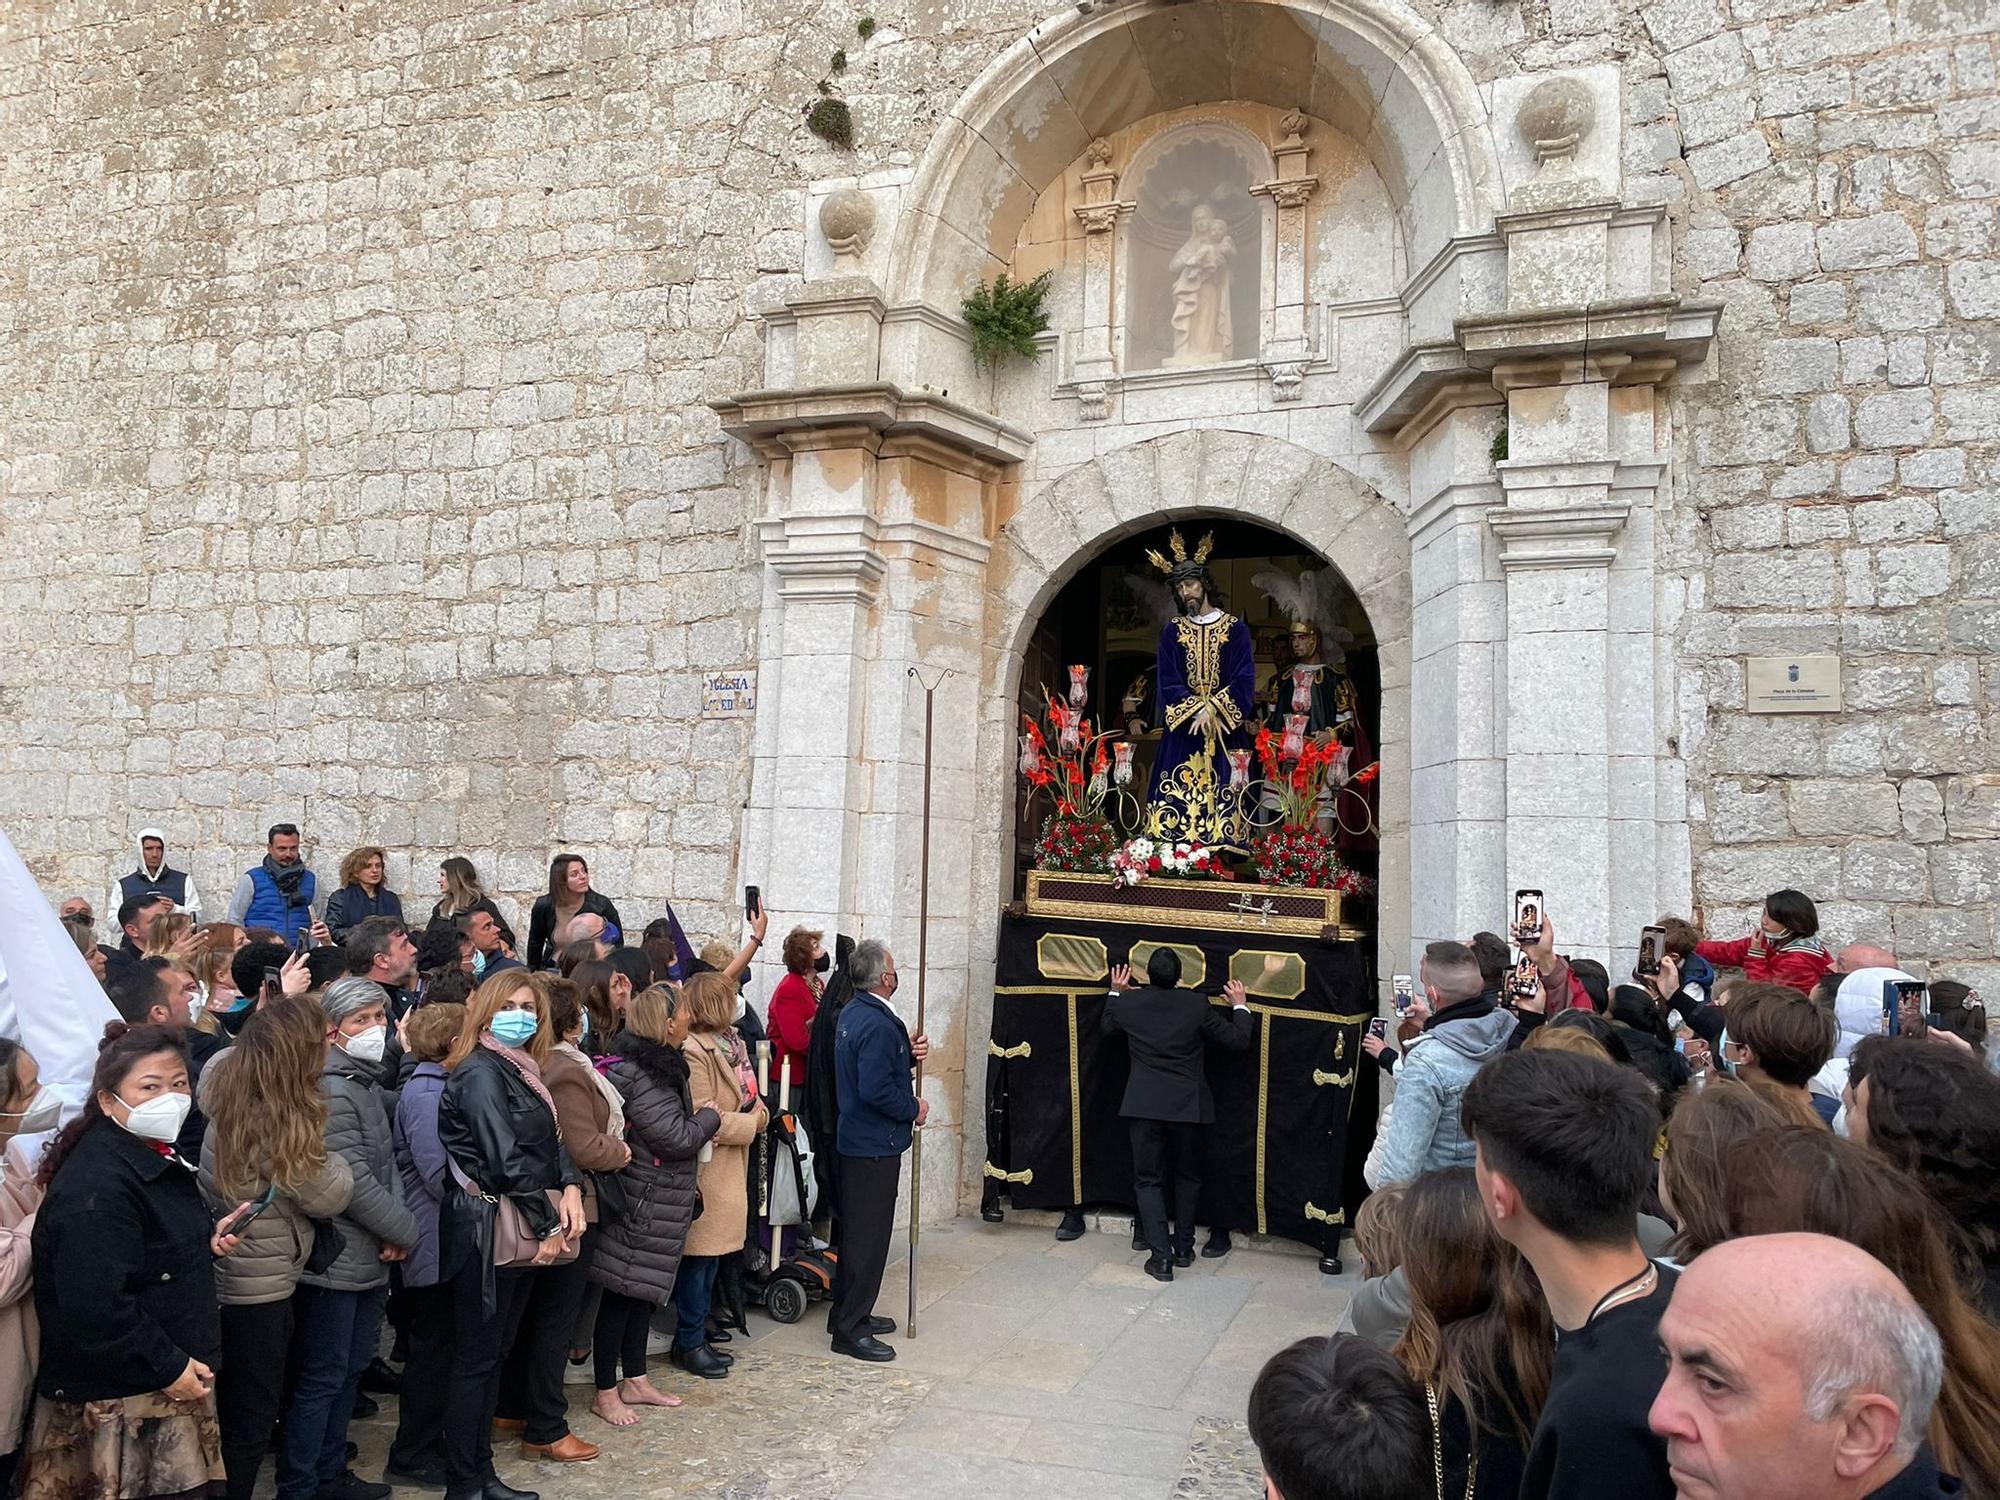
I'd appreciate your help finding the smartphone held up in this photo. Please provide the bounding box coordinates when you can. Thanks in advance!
[1512,889,1544,947]
[1636,924,1666,978]
[1881,978,1929,1038]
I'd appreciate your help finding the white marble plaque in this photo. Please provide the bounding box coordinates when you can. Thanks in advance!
[1746,655,1841,714]
[702,670,758,718]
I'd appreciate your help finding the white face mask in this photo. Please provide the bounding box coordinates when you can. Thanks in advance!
[734,991,749,1023]
[341,1025,387,1064]
[115,1090,191,1144]
[0,1087,62,1135]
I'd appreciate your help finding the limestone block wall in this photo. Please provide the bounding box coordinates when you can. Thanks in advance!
[1,0,1998,1001]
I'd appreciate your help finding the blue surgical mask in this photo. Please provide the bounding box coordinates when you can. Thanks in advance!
[489,1010,538,1048]
[472,950,488,977]
[578,1010,590,1045]
[1717,1030,1737,1076]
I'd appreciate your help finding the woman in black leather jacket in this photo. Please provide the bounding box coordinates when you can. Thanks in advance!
[436,973,582,1500]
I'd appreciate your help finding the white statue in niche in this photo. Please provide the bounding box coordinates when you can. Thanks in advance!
[1164,202,1236,367]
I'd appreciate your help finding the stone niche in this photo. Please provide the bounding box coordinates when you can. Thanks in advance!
[1007,103,1402,409]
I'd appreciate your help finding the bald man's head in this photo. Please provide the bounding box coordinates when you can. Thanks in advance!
[1649,1234,1940,1500]
[1838,943,1898,972]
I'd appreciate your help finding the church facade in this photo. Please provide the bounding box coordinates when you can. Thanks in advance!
[4,0,1997,1219]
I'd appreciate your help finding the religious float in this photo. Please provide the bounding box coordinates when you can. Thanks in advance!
[982,528,1382,1271]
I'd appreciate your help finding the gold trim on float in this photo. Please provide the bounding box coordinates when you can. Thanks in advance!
[988,1040,1032,1059]
[1067,994,1083,1203]
[1035,932,1109,982]
[1312,1067,1357,1088]
[983,1163,1034,1185]
[1022,870,1359,938]
[1304,1201,1346,1227]
[1128,938,1207,988]
[1256,1018,1271,1236]
[1230,949,1307,1001]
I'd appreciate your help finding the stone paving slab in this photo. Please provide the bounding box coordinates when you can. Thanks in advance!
[336,1220,1338,1500]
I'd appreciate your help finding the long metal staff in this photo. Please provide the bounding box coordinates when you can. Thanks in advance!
[906,665,946,1335]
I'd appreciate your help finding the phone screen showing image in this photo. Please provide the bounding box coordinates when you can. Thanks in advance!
[1894,980,1928,1037]
[1367,1017,1387,1040]
[1513,889,1544,946]
[1391,974,1414,1015]
[1510,954,1541,1003]
[1636,925,1665,978]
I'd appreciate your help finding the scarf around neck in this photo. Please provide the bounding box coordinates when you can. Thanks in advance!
[480,1031,557,1124]
[262,853,307,897]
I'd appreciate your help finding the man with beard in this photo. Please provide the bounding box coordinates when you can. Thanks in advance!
[226,822,320,946]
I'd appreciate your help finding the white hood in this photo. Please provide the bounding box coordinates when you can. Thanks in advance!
[134,826,169,879]
[1809,965,1917,1101]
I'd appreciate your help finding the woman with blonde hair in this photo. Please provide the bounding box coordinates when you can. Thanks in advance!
[429,857,515,953]
[200,997,356,1500]
[326,847,404,944]
[670,971,767,1380]
[589,985,721,1422]
[141,908,196,959]
[437,972,583,1500]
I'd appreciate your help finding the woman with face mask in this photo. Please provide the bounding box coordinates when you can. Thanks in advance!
[198,998,356,1500]
[0,1040,58,1493]
[22,1022,247,1500]
[436,972,585,1500]
[275,978,417,1500]
[768,927,826,1099]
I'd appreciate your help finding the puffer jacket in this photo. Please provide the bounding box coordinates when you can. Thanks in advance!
[589,1032,721,1305]
[303,1047,418,1292]
[394,1061,450,1289]
[1366,1002,1518,1188]
[197,1046,356,1306]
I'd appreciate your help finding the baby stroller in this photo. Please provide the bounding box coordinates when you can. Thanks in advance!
[741,1096,838,1324]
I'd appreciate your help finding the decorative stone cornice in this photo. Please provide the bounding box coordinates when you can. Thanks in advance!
[711,382,1035,467]
[754,513,888,603]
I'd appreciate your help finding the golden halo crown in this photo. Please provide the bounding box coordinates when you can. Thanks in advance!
[1145,528,1215,576]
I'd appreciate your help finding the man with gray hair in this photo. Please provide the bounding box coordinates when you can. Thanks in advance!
[1649,1232,1952,1499]
[829,939,930,1362]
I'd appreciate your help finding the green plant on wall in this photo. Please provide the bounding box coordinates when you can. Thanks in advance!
[806,97,853,147]
[857,16,876,37]
[1490,426,1509,463]
[961,270,1054,369]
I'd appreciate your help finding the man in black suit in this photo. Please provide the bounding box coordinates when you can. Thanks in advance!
[1104,949,1253,1282]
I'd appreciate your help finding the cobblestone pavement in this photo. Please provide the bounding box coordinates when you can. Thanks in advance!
[349,1217,1355,1500]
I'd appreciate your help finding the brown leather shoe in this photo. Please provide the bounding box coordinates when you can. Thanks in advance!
[491,1417,526,1435]
[521,1435,599,1463]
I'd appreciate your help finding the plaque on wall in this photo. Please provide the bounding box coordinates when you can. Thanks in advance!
[1746,655,1841,714]
[701,670,757,717]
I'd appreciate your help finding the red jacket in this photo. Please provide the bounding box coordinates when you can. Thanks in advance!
[767,972,818,1088]
[1695,933,1831,995]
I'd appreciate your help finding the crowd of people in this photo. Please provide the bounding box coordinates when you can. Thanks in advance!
[1249,885,1998,1500]
[19,826,929,1500]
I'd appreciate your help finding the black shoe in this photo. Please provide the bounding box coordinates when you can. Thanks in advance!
[480,1479,537,1500]
[315,1470,391,1500]
[863,1314,897,1335]
[1054,1209,1085,1243]
[980,1203,1004,1223]
[444,1487,485,1500]
[831,1334,897,1362]
[668,1343,729,1379]
[705,1343,735,1366]
[704,1320,733,1344]
[1143,1255,1174,1283]
[383,1462,448,1490]
[359,1356,402,1395]
[1130,1227,1146,1252]
[1172,1246,1195,1268]
[1201,1231,1233,1259]
[351,1392,380,1420]
[345,1443,359,1464]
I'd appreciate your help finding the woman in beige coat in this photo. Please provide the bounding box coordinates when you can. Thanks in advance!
[669,972,766,1380]
[0,1039,61,1491]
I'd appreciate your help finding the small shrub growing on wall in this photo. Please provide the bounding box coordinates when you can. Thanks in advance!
[806,97,854,147]
[961,270,1054,369]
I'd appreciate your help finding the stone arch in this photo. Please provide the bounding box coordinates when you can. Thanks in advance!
[966,428,1414,991]
[885,0,1501,308]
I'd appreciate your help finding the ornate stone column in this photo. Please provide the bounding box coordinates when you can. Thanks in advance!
[1069,140,1131,422]
[1251,109,1320,402]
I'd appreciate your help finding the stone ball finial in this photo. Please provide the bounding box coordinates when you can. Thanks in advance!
[1085,138,1114,169]
[819,188,876,258]
[1517,76,1595,169]
[1279,108,1307,142]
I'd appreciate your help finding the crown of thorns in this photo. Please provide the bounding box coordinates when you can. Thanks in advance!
[1145,528,1215,578]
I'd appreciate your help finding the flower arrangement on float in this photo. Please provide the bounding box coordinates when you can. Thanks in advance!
[1109,836,1224,888]
[1244,723,1379,893]
[1020,666,1140,874]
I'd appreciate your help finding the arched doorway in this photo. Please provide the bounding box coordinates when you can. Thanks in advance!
[1010,514,1382,942]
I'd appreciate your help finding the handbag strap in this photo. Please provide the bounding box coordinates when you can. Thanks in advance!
[1424,1382,1477,1500]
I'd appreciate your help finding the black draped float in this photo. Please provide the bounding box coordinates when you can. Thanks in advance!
[982,875,1378,1258]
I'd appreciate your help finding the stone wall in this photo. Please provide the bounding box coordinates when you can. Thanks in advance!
[2,0,1998,993]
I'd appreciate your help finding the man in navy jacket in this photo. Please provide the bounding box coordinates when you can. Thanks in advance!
[830,939,930,1362]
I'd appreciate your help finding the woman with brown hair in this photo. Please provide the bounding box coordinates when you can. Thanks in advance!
[436,972,583,1500]
[1656,1078,1788,1267]
[589,985,720,1423]
[568,960,617,1057]
[767,926,824,1095]
[200,997,356,1500]
[670,972,768,1380]
[1724,1126,2000,1495]
[429,857,515,953]
[1392,1168,1552,1500]
[526,856,619,972]
[325,847,404,944]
